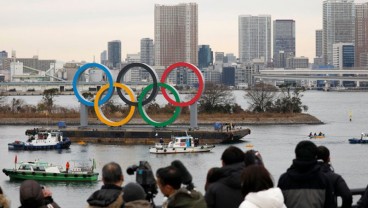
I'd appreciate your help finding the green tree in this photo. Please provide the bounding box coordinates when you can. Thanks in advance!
[273,87,308,113]
[245,83,279,112]
[198,82,238,113]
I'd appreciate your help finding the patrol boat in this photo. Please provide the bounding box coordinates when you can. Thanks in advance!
[8,129,71,150]
[149,134,215,154]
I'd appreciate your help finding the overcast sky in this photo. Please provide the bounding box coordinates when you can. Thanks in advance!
[1,0,366,63]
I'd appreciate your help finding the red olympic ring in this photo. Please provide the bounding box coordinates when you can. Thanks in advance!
[160,62,204,107]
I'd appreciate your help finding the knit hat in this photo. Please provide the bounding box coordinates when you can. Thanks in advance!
[123,182,146,202]
[19,180,45,208]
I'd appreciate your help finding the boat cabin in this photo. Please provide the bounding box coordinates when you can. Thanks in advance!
[167,136,199,148]
[17,161,61,173]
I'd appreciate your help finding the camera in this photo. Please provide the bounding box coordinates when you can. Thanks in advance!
[127,161,158,205]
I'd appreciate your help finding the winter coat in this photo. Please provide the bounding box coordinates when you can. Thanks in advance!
[124,199,151,208]
[87,184,124,208]
[278,159,334,208]
[205,162,245,208]
[318,161,352,208]
[239,188,286,208]
[357,185,368,208]
[163,188,206,208]
[0,194,10,208]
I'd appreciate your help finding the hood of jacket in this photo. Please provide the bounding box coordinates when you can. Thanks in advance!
[217,162,245,189]
[124,199,151,208]
[240,188,286,208]
[286,159,321,181]
[0,194,10,208]
[87,184,123,207]
[166,188,206,208]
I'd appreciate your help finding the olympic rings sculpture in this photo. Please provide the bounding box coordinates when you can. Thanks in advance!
[72,62,205,127]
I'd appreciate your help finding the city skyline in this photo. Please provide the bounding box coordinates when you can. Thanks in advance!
[2,0,368,63]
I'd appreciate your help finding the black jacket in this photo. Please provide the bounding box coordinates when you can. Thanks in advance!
[87,184,124,208]
[357,185,368,208]
[205,162,245,208]
[278,159,335,208]
[318,162,352,208]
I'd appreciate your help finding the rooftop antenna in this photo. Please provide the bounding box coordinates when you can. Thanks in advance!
[93,55,95,63]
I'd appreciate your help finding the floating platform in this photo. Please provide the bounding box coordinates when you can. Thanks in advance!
[60,126,251,145]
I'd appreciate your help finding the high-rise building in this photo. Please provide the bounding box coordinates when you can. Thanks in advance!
[100,50,107,66]
[355,3,368,67]
[108,40,122,68]
[225,53,237,64]
[154,3,198,66]
[0,51,8,59]
[239,15,271,64]
[198,45,213,69]
[315,30,323,57]
[140,38,154,66]
[215,52,225,63]
[273,19,295,68]
[333,43,354,68]
[323,0,355,65]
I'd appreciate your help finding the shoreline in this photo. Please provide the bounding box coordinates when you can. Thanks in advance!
[0,113,323,126]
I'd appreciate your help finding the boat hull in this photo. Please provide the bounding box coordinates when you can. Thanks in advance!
[2,169,98,182]
[8,139,71,151]
[349,138,368,144]
[149,145,215,154]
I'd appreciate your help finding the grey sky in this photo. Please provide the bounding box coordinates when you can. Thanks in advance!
[1,0,364,63]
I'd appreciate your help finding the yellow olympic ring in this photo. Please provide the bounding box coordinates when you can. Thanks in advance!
[94,83,136,127]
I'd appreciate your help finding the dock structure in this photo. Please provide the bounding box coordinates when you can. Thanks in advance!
[60,126,251,145]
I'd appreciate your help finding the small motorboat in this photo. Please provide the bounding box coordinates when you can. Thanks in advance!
[8,129,71,150]
[2,160,98,182]
[349,133,368,144]
[149,134,215,154]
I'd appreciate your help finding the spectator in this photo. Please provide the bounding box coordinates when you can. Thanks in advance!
[87,162,124,208]
[19,180,60,208]
[317,146,352,208]
[156,165,206,208]
[205,146,245,208]
[239,165,286,208]
[204,167,222,192]
[122,182,151,208]
[277,140,334,208]
[357,185,368,208]
[0,186,10,208]
[244,149,263,167]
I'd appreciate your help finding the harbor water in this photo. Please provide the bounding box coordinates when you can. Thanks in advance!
[1,90,368,207]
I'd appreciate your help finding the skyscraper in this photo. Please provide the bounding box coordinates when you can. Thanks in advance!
[154,3,198,66]
[315,30,323,58]
[198,45,213,69]
[273,19,295,68]
[140,38,154,66]
[108,40,121,68]
[323,0,355,65]
[100,50,107,66]
[239,15,271,64]
[333,43,354,68]
[355,3,368,67]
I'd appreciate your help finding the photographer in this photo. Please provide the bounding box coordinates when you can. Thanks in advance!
[87,162,124,208]
[156,161,206,208]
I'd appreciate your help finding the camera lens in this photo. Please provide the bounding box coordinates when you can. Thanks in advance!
[126,165,138,175]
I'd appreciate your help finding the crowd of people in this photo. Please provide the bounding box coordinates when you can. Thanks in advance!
[1,140,368,208]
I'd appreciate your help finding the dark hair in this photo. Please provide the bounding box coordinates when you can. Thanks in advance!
[102,162,123,184]
[244,150,263,166]
[317,146,330,163]
[241,165,274,197]
[0,186,2,194]
[156,166,182,190]
[205,167,222,191]
[221,146,244,165]
[295,140,318,161]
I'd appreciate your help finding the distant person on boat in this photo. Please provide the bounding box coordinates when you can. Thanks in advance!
[87,162,124,208]
[319,132,323,136]
[19,180,60,208]
[156,163,206,208]
[239,165,286,208]
[277,140,334,208]
[0,186,10,208]
[314,132,317,136]
[317,146,352,208]
[159,138,164,144]
[66,161,70,173]
[205,146,245,208]
[309,132,313,137]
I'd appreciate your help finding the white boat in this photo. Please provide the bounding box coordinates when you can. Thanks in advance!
[149,135,215,154]
[8,129,71,150]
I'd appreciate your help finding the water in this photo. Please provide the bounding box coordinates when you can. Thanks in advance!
[1,91,368,207]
